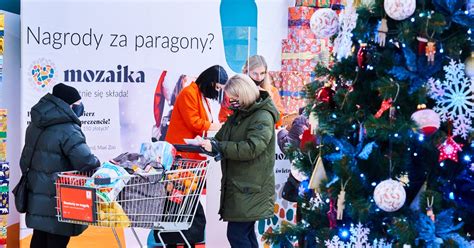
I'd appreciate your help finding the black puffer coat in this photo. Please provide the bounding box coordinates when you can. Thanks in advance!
[19,93,99,236]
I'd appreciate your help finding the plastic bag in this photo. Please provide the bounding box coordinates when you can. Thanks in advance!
[140,141,176,170]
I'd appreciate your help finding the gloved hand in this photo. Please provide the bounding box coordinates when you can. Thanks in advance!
[201,138,222,161]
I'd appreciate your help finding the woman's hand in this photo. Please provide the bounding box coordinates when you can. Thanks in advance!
[200,139,213,152]
[208,122,222,131]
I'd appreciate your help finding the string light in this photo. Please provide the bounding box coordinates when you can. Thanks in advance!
[440,162,445,167]
[458,217,463,221]
[413,152,418,156]
[449,192,455,200]
[463,155,471,162]
[411,17,415,22]
[394,133,399,138]
[340,229,350,238]
[360,173,365,178]
[418,134,424,141]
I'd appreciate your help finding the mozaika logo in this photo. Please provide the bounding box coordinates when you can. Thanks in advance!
[29,58,56,91]
[63,65,145,83]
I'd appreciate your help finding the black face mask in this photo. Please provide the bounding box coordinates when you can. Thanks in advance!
[72,102,84,117]
[252,78,264,86]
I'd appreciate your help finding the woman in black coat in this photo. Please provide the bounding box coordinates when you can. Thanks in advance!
[19,83,100,248]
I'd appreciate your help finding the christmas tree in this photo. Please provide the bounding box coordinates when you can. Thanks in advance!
[265,0,474,246]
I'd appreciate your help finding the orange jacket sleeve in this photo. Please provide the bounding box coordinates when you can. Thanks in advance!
[270,86,284,127]
[270,86,285,113]
[176,88,211,133]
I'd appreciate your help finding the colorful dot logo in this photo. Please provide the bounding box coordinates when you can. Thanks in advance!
[28,58,56,91]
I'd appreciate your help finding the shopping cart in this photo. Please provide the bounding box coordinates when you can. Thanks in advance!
[55,157,209,248]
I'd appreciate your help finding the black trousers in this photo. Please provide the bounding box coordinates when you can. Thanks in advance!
[227,221,258,248]
[30,229,70,248]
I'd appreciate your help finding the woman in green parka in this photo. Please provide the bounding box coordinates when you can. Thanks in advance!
[201,74,279,248]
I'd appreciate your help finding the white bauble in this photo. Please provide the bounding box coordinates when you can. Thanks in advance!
[384,0,416,21]
[411,108,440,135]
[310,9,339,38]
[374,179,406,212]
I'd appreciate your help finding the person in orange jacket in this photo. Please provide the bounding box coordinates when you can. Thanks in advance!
[218,55,284,126]
[165,65,228,160]
[157,65,227,248]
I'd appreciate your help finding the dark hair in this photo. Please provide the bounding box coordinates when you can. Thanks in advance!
[195,65,228,99]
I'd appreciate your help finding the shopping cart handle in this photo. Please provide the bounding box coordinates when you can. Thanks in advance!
[173,144,222,161]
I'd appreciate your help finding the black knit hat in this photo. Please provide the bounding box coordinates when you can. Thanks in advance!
[52,83,81,105]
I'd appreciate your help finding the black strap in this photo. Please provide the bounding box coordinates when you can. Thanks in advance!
[24,128,45,175]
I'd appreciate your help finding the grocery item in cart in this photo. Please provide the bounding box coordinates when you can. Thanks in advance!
[97,201,131,227]
[110,152,162,174]
[118,172,166,228]
[140,141,176,170]
[84,162,130,202]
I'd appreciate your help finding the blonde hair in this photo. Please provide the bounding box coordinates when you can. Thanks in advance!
[242,55,272,92]
[224,74,260,109]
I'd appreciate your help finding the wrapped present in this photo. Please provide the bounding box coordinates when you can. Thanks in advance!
[0,215,6,245]
[0,109,6,139]
[288,26,316,40]
[288,7,316,27]
[331,0,346,9]
[296,0,318,7]
[317,0,331,7]
[270,71,315,114]
[0,140,5,162]
[0,184,7,215]
[281,38,333,71]
[287,7,318,40]
[0,163,8,186]
[0,163,9,215]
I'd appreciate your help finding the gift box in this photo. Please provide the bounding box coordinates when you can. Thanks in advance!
[269,71,315,114]
[316,0,331,7]
[0,109,6,138]
[288,7,317,40]
[0,184,7,215]
[0,140,5,162]
[281,38,333,71]
[288,26,315,40]
[296,0,318,7]
[288,7,316,26]
[0,163,7,215]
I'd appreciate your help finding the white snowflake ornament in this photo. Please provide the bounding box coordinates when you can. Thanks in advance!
[325,223,392,248]
[428,60,474,139]
[333,0,358,60]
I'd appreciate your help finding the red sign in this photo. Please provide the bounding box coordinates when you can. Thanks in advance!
[59,186,96,223]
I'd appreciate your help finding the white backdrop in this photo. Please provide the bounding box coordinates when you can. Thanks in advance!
[20,0,295,247]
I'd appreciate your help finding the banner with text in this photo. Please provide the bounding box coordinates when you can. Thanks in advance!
[21,0,292,247]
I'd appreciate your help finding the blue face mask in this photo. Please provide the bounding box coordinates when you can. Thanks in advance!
[72,102,84,117]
